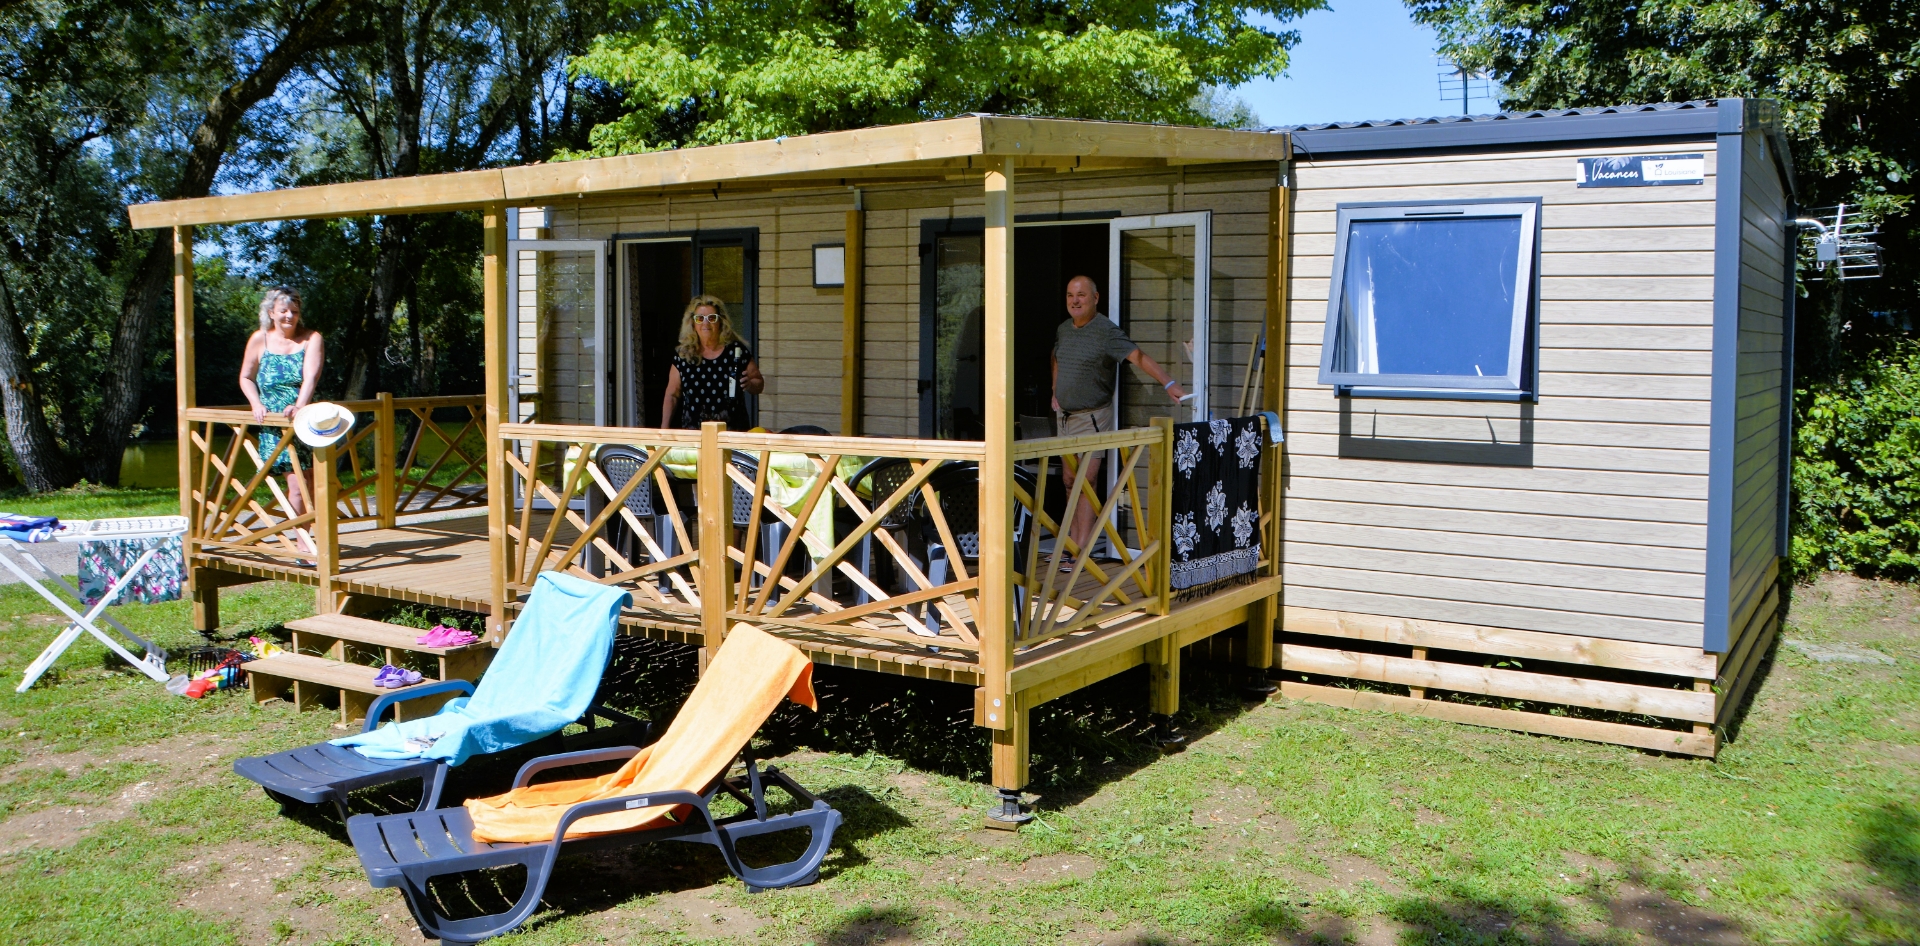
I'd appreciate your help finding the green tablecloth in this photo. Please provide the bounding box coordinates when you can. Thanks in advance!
[659,449,868,559]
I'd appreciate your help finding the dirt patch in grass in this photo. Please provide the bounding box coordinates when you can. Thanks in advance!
[619,885,768,938]
[0,731,236,856]
[1594,879,1747,944]
[170,839,398,946]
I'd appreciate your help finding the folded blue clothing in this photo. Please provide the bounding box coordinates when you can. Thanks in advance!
[330,572,630,765]
[0,527,53,543]
[0,514,58,531]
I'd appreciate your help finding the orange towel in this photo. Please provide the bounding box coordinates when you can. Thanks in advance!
[465,623,816,843]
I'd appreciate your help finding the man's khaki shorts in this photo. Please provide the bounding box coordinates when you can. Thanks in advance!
[1056,403,1115,437]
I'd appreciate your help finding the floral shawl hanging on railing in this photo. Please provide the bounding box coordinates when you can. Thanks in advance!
[1169,416,1265,590]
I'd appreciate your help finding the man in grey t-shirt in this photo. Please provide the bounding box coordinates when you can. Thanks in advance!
[1051,274,1186,557]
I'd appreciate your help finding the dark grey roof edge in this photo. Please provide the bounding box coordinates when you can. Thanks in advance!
[1281,100,1725,157]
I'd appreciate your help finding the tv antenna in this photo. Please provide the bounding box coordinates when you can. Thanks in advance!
[1437,60,1497,115]
[1795,204,1882,280]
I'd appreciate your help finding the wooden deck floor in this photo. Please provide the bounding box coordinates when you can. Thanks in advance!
[194,511,1278,694]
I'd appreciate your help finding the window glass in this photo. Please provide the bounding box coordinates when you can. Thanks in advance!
[933,234,984,440]
[700,244,747,318]
[1333,216,1523,381]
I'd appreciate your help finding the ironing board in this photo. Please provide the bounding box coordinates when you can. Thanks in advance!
[8,516,185,693]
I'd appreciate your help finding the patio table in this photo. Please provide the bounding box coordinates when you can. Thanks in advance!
[658,448,869,559]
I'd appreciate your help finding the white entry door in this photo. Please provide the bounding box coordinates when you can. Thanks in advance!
[508,240,609,426]
[1109,212,1212,423]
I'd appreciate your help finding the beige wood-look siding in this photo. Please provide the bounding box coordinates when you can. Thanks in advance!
[538,165,1277,436]
[1285,141,1721,647]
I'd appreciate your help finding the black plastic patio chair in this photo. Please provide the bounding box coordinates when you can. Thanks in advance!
[591,445,679,591]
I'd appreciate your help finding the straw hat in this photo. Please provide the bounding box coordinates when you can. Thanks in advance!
[292,402,356,448]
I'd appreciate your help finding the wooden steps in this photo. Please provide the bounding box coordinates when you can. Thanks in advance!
[246,653,454,726]
[246,615,493,725]
[286,613,493,685]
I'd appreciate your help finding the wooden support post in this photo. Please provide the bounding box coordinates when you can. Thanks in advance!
[1246,177,1292,671]
[979,156,1023,800]
[313,443,340,613]
[192,578,219,636]
[483,206,512,641]
[172,226,208,631]
[841,206,864,436]
[1408,647,1428,699]
[1150,417,1174,616]
[376,391,397,529]
[1695,678,1713,736]
[989,691,1028,799]
[697,421,733,671]
[1148,635,1181,716]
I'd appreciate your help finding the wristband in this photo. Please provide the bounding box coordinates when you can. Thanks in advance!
[1163,379,1178,390]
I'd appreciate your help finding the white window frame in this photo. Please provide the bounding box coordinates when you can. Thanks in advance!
[1109,211,1211,421]
[1316,200,1538,396]
[509,239,609,426]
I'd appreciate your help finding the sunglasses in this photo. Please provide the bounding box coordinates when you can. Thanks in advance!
[692,314,721,324]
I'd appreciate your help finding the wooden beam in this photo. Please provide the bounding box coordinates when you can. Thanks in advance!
[697,421,733,666]
[503,117,987,201]
[1247,179,1290,671]
[313,444,339,614]
[1281,643,1716,722]
[980,156,1015,778]
[129,168,508,229]
[128,117,1292,229]
[1282,682,1717,757]
[482,206,513,641]
[1283,606,1718,678]
[978,117,1291,164]
[1147,635,1180,715]
[842,207,864,436]
[172,226,197,577]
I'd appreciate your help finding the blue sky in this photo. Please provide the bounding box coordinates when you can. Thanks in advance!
[1229,0,1503,128]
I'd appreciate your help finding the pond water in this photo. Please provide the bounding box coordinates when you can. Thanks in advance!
[118,425,472,491]
[120,439,191,489]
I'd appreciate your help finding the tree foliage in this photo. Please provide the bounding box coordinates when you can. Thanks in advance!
[569,0,1321,154]
[1793,340,1920,579]
[0,0,624,487]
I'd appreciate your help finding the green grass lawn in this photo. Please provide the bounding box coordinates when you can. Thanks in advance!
[0,484,181,521]
[0,575,1912,945]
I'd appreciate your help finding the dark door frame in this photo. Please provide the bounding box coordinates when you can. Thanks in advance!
[613,227,760,427]
[916,212,1118,438]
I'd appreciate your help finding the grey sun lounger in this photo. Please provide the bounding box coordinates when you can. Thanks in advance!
[346,745,841,945]
[234,681,644,822]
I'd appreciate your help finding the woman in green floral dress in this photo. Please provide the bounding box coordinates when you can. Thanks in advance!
[239,287,324,538]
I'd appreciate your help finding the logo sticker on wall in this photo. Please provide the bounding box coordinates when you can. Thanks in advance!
[1575,154,1706,187]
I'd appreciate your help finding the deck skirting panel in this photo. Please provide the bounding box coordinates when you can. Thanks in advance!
[1280,606,1729,755]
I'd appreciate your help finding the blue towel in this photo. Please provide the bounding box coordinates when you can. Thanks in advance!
[331,572,630,765]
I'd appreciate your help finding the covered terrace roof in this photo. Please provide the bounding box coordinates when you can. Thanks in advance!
[128,115,1290,230]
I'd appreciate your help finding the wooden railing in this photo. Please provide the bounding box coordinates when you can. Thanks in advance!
[494,423,993,649]
[493,420,1182,665]
[1012,420,1174,646]
[182,394,489,575]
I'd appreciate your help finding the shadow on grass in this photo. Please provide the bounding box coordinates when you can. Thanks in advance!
[395,784,908,939]
[1377,875,1748,946]
[1814,800,1920,945]
[816,904,921,945]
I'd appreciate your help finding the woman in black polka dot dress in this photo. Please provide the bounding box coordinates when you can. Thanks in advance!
[660,294,763,430]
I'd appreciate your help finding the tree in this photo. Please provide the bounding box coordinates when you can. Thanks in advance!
[298,0,625,398]
[569,0,1323,155]
[1404,0,1916,357]
[0,0,353,490]
[0,2,174,490]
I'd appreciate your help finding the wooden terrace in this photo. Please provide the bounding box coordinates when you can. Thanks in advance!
[147,115,1291,813]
